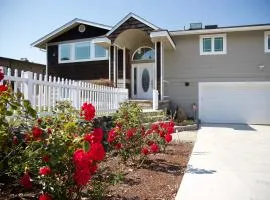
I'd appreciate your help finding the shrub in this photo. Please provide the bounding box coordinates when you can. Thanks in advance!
[107,102,174,166]
[0,71,107,199]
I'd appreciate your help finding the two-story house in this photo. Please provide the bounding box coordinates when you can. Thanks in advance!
[32,13,270,125]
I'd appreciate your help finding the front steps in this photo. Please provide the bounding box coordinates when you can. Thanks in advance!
[128,99,170,110]
[142,109,167,124]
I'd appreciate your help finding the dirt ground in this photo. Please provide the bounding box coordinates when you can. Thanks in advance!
[103,142,194,200]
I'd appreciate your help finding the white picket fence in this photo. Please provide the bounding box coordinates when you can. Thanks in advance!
[2,68,128,116]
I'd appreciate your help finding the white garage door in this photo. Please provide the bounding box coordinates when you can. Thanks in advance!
[199,82,270,125]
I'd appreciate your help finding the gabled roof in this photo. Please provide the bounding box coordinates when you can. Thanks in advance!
[31,18,112,49]
[106,12,160,36]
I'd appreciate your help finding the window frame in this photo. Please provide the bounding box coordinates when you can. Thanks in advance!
[59,43,72,62]
[58,40,108,63]
[264,31,270,53]
[199,34,227,55]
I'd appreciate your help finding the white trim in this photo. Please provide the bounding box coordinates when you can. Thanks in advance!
[160,41,164,100]
[92,37,111,48]
[154,42,157,90]
[58,40,108,64]
[264,31,270,53]
[113,46,117,86]
[106,12,159,36]
[32,18,112,49]
[199,34,227,55]
[132,46,155,61]
[150,31,176,50]
[45,44,48,76]
[170,25,270,36]
[123,47,126,88]
[108,46,111,81]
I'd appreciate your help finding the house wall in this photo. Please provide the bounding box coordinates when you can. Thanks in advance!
[49,24,108,43]
[164,30,270,117]
[47,45,109,80]
[46,24,109,80]
[0,57,45,75]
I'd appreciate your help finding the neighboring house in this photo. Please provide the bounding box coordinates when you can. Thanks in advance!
[0,56,45,75]
[32,13,270,125]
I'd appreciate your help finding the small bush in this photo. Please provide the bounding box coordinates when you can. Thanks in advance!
[107,102,174,166]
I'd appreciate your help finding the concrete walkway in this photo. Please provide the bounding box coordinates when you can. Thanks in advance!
[175,124,270,200]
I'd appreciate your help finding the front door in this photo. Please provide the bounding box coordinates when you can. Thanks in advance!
[132,63,154,99]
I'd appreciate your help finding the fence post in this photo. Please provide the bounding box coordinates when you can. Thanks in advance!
[23,71,33,105]
[153,89,159,110]
[72,81,80,110]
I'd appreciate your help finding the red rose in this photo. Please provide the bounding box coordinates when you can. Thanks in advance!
[32,126,42,138]
[39,166,51,175]
[151,124,159,131]
[0,69,4,81]
[81,102,95,121]
[115,143,122,150]
[141,147,149,155]
[165,134,172,143]
[73,168,91,186]
[47,128,52,134]
[37,118,42,124]
[73,149,90,169]
[13,136,18,145]
[20,172,32,189]
[126,128,135,139]
[39,193,52,200]
[0,85,8,93]
[88,143,105,161]
[84,128,103,144]
[107,129,116,143]
[42,155,50,163]
[150,143,159,153]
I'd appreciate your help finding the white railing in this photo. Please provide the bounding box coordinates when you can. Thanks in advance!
[3,68,128,116]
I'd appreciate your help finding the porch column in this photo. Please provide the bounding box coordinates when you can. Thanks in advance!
[108,46,111,81]
[154,42,158,90]
[123,47,126,88]
[160,41,164,100]
[113,46,117,87]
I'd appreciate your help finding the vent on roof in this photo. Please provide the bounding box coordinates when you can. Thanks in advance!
[205,25,218,29]
[189,23,202,30]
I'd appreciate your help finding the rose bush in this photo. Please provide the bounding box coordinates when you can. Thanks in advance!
[108,102,174,166]
[0,71,107,199]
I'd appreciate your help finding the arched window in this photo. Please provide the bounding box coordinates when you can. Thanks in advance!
[132,47,155,61]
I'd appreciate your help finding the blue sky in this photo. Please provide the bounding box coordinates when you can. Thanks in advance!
[0,0,270,64]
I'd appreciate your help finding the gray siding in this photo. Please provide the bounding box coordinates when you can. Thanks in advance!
[164,30,270,116]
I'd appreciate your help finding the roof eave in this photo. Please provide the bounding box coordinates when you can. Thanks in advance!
[170,25,270,36]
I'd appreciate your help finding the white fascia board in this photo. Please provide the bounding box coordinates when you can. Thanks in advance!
[170,25,270,36]
[150,31,176,50]
[31,18,112,48]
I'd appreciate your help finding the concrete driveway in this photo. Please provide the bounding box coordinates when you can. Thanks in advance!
[176,124,270,200]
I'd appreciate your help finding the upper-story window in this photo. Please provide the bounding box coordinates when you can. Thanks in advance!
[75,42,91,60]
[59,40,107,63]
[132,47,155,61]
[264,31,270,53]
[200,34,227,55]
[60,44,71,61]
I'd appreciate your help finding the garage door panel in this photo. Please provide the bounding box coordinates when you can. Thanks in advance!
[199,82,270,125]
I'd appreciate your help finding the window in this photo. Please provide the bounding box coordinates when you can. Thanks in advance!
[60,44,71,61]
[95,44,107,58]
[132,47,155,61]
[75,42,90,60]
[200,34,227,55]
[265,31,270,53]
[58,40,108,63]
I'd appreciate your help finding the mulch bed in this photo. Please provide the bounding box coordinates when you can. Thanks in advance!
[103,142,194,200]
[0,142,194,200]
